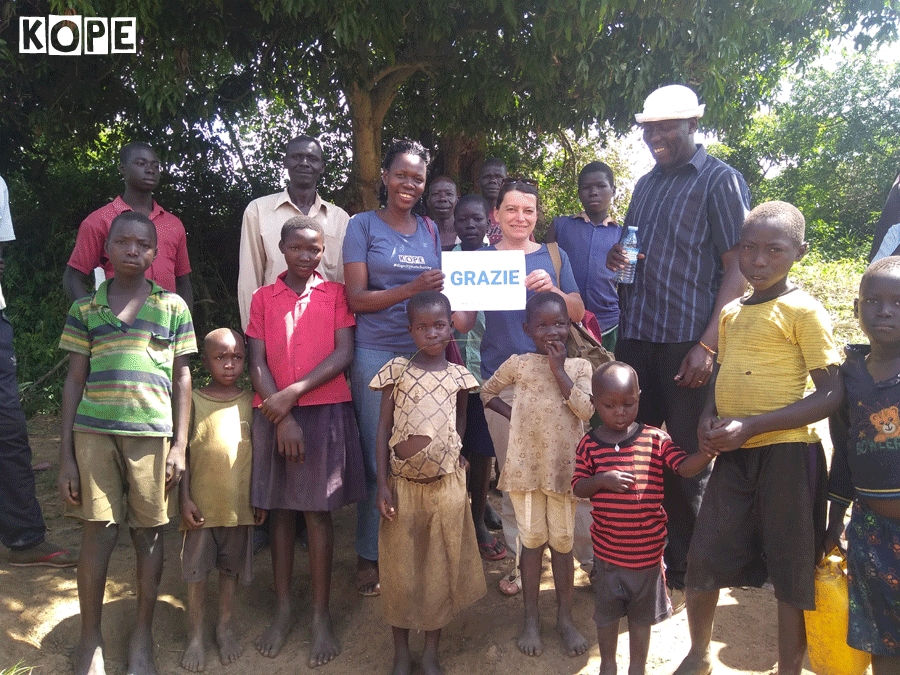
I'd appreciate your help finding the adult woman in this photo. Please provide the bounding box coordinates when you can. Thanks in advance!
[342,139,442,596]
[458,179,584,595]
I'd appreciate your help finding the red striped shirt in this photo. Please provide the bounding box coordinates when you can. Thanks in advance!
[572,425,686,570]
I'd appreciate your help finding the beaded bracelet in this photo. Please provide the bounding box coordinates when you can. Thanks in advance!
[698,341,717,356]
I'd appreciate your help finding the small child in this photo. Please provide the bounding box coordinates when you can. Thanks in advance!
[480,291,593,658]
[674,201,842,675]
[179,328,266,672]
[826,256,900,673]
[57,211,196,675]
[572,362,715,675]
[372,290,486,675]
[246,215,366,668]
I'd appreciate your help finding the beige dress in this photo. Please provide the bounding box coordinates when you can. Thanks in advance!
[370,358,486,630]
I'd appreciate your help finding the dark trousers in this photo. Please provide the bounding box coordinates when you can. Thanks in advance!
[0,312,45,550]
[615,339,711,590]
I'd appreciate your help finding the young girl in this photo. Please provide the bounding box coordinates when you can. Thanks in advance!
[827,257,900,674]
[372,291,486,675]
[246,215,366,668]
[480,292,593,659]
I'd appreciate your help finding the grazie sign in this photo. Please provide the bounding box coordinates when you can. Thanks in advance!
[441,250,526,311]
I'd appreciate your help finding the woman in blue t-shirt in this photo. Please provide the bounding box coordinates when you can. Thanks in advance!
[457,179,584,595]
[342,138,442,597]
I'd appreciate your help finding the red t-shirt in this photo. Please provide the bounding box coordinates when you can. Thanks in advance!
[68,196,191,292]
[572,424,687,570]
[245,272,355,407]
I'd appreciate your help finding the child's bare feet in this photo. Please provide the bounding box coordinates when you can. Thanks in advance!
[216,621,243,666]
[557,616,588,657]
[74,634,106,675]
[255,607,296,657]
[516,613,543,656]
[126,629,158,675]
[308,611,340,668]
[181,633,206,672]
[671,651,713,675]
[391,651,412,675]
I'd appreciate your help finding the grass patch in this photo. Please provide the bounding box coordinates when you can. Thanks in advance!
[792,255,866,349]
[1,663,34,675]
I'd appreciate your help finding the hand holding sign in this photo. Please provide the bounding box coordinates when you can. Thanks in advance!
[441,250,527,311]
[408,268,445,294]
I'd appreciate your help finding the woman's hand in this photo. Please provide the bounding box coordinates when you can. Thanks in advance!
[525,269,554,293]
[261,388,297,424]
[407,269,445,295]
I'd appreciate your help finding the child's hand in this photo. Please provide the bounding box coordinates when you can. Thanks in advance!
[705,417,752,452]
[377,484,396,520]
[458,454,470,472]
[600,470,636,493]
[57,457,81,506]
[254,508,268,526]
[181,498,205,529]
[276,417,305,463]
[165,444,186,491]
[261,389,296,424]
[545,337,568,372]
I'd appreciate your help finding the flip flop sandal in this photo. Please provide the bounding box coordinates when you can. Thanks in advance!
[498,572,521,596]
[356,566,381,597]
[478,537,507,561]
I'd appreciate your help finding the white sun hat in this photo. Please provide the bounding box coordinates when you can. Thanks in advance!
[634,85,705,124]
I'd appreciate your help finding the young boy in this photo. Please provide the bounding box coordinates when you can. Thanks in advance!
[180,328,265,672]
[573,361,716,675]
[480,291,593,658]
[58,211,196,675]
[673,201,843,675]
[826,257,900,673]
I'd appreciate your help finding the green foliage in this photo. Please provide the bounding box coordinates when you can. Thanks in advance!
[715,53,900,259]
[792,254,866,348]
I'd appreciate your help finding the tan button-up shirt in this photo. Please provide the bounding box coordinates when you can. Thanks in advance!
[237,189,349,329]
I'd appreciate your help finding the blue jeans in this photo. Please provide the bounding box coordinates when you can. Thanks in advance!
[350,346,412,562]
[0,312,46,550]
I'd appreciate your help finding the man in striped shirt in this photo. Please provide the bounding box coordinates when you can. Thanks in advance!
[606,85,750,603]
[573,362,715,674]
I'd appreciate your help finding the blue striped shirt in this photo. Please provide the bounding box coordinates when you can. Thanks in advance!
[619,146,750,343]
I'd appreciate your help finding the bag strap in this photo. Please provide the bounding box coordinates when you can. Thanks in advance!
[546,241,562,287]
[422,216,440,258]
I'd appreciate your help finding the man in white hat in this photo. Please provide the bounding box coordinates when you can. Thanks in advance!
[606,85,750,617]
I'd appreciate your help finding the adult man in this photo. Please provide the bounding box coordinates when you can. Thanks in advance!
[607,85,750,610]
[478,158,507,244]
[425,176,459,250]
[63,142,193,311]
[1,175,77,567]
[237,135,349,328]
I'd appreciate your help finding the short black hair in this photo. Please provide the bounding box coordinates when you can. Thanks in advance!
[286,134,323,155]
[481,158,507,172]
[407,291,451,323]
[119,141,155,164]
[455,193,491,217]
[863,256,900,286]
[744,201,805,246]
[578,161,616,190]
[382,138,431,171]
[524,291,567,323]
[107,211,157,245]
[428,175,457,194]
[280,215,324,243]
[202,328,245,357]
[592,361,638,394]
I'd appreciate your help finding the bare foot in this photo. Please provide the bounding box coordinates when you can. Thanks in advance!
[74,635,106,675]
[126,631,158,675]
[391,650,412,675]
[599,661,617,675]
[557,617,588,657]
[516,614,543,657]
[308,611,340,668]
[181,633,206,672]
[421,651,444,675]
[255,608,296,658]
[216,621,243,666]
[671,652,713,675]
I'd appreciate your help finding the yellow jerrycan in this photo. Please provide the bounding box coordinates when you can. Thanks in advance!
[804,549,871,675]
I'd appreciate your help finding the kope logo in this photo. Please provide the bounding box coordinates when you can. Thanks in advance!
[19,16,137,55]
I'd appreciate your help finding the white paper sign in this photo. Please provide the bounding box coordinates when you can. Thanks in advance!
[441,250,526,311]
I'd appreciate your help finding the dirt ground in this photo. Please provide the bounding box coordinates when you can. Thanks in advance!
[1,415,836,675]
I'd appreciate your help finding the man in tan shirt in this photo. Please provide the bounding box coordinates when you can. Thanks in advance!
[237,135,350,328]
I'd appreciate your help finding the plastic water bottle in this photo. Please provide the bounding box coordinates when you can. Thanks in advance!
[615,226,640,284]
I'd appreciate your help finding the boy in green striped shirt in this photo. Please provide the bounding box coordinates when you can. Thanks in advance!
[58,211,196,675]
